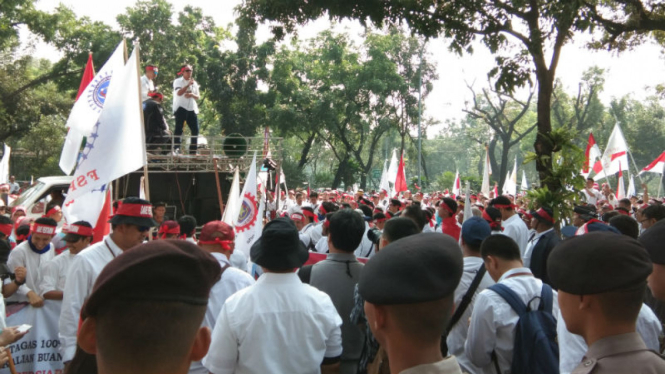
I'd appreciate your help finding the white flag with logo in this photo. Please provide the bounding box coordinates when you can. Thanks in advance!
[64,41,125,135]
[222,167,241,224]
[600,123,629,177]
[235,152,262,257]
[64,45,145,203]
[63,184,109,226]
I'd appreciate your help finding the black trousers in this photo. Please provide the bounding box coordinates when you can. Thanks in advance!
[174,107,199,154]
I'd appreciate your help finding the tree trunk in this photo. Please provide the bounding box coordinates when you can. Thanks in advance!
[332,157,348,189]
[498,135,511,192]
[297,132,316,169]
[534,73,556,191]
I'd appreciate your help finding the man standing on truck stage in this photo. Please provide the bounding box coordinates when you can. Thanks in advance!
[172,64,200,155]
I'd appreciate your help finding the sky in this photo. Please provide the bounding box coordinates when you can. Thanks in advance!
[30,0,665,138]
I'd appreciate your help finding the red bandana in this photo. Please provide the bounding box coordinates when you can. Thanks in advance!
[115,204,153,218]
[31,223,56,237]
[198,238,233,250]
[65,224,94,237]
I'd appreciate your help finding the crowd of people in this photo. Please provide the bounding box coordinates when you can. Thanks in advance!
[0,170,662,374]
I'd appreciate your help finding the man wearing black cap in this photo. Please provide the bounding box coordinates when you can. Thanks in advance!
[639,219,665,338]
[524,207,560,286]
[304,209,365,374]
[446,217,494,374]
[40,221,93,301]
[204,218,343,374]
[573,205,599,227]
[191,221,255,374]
[465,234,560,373]
[359,233,464,374]
[549,232,665,373]
[77,240,220,374]
[59,197,157,368]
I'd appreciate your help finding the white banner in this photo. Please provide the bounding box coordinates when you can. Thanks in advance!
[1,301,63,374]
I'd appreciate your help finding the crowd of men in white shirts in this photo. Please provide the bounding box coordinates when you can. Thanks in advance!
[0,176,663,374]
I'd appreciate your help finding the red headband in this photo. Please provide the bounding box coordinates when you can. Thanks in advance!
[291,213,305,222]
[115,204,153,218]
[65,224,94,237]
[146,66,158,72]
[319,205,327,215]
[324,220,330,228]
[148,92,164,101]
[440,203,454,215]
[177,66,192,76]
[302,209,318,223]
[198,238,233,250]
[534,208,554,224]
[493,204,517,210]
[0,223,12,237]
[44,205,61,218]
[158,225,180,235]
[374,218,386,223]
[31,223,57,236]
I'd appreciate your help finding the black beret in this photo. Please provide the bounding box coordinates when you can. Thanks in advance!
[84,240,221,318]
[358,232,463,304]
[548,232,652,295]
[573,205,598,218]
[639,219,665,265]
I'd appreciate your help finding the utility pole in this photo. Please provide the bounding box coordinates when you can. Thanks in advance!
[417,42,425,188]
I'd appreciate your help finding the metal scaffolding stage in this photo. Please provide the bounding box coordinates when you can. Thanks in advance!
[145,136,283,173]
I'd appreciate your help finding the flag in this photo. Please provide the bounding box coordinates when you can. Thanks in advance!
[627,174,636,198]
[520,170,529,191]
[387,150,398,184]
[64,42,124,135]
[639,151,665,175]
[235,152,262,257]
[503,158,518,196]
[64,44,145,203]
[92,189,112,243]
[616,162,625,200]
[0,144,10,183]
[493,183,498,198]
[583,133,602,175]
[60,53,97,174]
[463,181,471,223]
[63,184,109,231]
[379,161,390,196]
[481,147,491,196]
[222,167,241,224]
[452,170,461,197]
[394,152,408,194]
[599,123,629,177]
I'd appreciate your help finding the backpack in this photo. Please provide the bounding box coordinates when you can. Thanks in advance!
[488,283,559,374]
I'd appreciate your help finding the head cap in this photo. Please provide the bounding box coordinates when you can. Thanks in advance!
[461,217,491,247]
[109,197,158,228]
[250,217,309,271]
[639,219,665,265]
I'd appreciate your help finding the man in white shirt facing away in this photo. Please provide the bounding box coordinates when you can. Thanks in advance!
[490,196,529,257]
[203,218,343,374]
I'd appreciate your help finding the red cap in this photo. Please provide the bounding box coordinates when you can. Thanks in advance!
[199,221,234,243]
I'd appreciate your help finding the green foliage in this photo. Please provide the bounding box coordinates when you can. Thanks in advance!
[524,127,585,224]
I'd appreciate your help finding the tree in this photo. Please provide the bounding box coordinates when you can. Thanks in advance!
[240,0,597,194]
[551,66,606,136]
[463,83,536,191]
[586,1,665,50]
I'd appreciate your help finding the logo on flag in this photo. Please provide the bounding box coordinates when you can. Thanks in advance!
[88,73,112,111]
[236,192,258,232]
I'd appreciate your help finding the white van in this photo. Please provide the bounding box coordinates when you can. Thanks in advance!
[9,176,73,220]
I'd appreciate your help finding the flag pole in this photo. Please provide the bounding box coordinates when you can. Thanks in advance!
[658,162,665,199]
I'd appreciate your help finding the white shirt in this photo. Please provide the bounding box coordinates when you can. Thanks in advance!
[203,272,343,374]
[447,257,495,374]
[7,240,56,302]
[501,214,530,258]
[557,304,662,374]
[59,236,123,362]
[315,236,329,253]
[583,188,602,205]
[522,228,553,268]
[190,253,255,374]
[465,268,559,374]
[39,250,76,296]
[140,75,155,102]
[172,77,200,114]
[354,222,374,258]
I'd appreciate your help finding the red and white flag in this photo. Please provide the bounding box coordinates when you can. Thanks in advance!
[596,124,629,180]
[616,162,625,200]
[64,44,145,203]
[60,53,96,174]
[639,151,665,175]
[394,152,408,194]
[452,170,461,197]
[582,133,602,176]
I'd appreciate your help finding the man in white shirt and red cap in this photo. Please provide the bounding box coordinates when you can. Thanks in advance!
[490,195,529,258]
[4,217,58,307]
[172,64,200,154]
[40,221,93,301]
[59,197,157,370]
[140,65,158,102]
